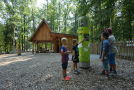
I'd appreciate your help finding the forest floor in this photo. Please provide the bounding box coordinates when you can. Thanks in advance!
[0,53,134,90]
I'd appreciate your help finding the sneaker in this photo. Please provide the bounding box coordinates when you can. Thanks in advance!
[76,70,80,74]
[106,74,109,77]
[109,72,114,76]
[109,71,117,76]
[65,76,71,80]
[110,67,112,72]
[73,70,78,74]
[101,70,105,75]
[113,70,117,75]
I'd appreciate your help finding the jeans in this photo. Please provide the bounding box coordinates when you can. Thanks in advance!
[102,59,109,71]
[109,53,116,65]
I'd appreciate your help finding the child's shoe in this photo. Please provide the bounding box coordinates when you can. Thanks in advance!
[76,70,80,74]
[73,70,80,75]
[101,70,105,75]
[105,71,109,78]
[109,71,113,75]
[109,68,113,73]
[113,70,117,75]
[109,70,117,76]
[106,74,109,77]
[73,70,78,74]
[65,76,71,80]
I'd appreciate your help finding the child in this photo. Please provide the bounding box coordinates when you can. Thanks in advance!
[72,39,79,74]
[106,28,117,74]
[100,32,110,77]
[72,39,85,74]
[60,37,71,80]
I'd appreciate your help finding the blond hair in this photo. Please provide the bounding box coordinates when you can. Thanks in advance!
[61,37,68,44]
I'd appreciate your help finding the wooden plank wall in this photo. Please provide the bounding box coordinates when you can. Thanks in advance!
[91,41,134,60]
[34,24,52,41]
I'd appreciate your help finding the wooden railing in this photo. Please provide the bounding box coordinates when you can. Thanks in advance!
[91,41,134,60]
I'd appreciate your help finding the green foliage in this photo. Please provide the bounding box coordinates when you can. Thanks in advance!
[0,0,133,53]
[77,0,134,42]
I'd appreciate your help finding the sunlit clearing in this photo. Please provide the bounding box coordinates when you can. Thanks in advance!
[0,58,32,66]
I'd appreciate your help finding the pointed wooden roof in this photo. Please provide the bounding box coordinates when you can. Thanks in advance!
[30,19,77,43]
[30,19,53,42]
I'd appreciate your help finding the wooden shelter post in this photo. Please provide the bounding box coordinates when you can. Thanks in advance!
[32,43,34,54]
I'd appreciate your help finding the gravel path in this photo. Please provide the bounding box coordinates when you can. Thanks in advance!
[0,53,134,90]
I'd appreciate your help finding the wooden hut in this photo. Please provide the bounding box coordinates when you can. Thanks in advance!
[30,19,77,53]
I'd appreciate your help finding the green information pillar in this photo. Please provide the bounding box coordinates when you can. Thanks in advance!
[77,16,90,69]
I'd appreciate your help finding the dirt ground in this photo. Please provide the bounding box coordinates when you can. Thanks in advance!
[0,53,134,90]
